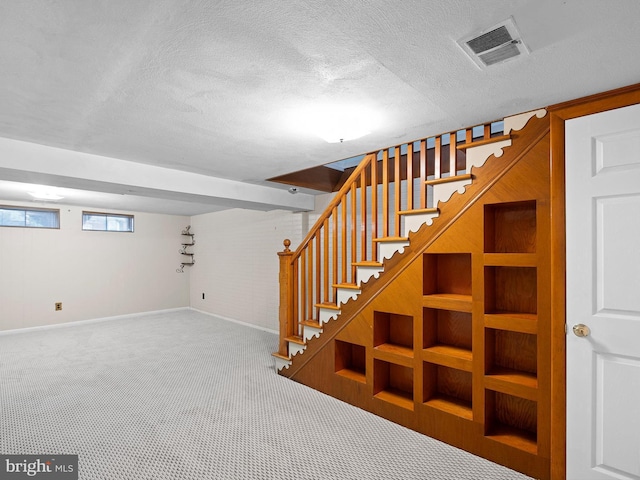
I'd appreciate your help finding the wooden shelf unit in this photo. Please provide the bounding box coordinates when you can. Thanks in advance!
[482,199,541,454]
[420,253,474,420]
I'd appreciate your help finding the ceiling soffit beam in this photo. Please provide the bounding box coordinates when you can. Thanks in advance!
[0,137,314,212]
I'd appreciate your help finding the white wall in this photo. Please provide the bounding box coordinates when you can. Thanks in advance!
[0,201,190,331]
[189,194,333,332]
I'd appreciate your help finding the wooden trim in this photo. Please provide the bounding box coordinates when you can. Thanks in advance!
[548,82,640,120]
[549,113,567,480]
[548,82,640,480]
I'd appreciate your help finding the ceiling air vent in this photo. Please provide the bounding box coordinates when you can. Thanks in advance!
[458,17,529,68]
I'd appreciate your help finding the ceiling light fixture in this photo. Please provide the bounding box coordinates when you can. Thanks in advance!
[28,187,64,201]
[289,104,377,143]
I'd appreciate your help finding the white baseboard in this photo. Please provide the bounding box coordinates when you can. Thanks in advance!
[0,307,190,336]
[190,308,278,335]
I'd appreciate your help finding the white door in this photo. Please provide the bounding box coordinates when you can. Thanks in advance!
[566,103,640,479]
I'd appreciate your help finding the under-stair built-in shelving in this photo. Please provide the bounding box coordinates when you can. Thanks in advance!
[274,109,553,479]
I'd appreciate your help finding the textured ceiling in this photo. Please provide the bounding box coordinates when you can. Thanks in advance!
[1,0,639,215]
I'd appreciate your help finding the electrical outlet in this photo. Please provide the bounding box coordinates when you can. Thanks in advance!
[55,302,62,311]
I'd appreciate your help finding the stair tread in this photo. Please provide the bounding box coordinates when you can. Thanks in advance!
[398,207,439,216]
[271,352,291,361]
[353,261,384,267]
[456,134,511,150]
[301,319,322,329]
[285,335,306,345]
[332,282,361,290]
[315,302,340,310]
[425,174,473,186]
[372,236,409,243]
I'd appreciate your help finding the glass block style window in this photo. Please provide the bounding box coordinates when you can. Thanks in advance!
[82,212,134,232]
[0,206,60,228]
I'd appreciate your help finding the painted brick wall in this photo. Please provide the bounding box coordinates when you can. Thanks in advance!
[189,194,333,332]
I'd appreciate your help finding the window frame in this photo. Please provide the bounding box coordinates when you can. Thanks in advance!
[82,211,135,233]
[0,205,60,229]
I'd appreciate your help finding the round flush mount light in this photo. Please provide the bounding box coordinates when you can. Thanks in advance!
[288,104,378,143]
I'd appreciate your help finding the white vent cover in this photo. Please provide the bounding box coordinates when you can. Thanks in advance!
[458,17,529,68]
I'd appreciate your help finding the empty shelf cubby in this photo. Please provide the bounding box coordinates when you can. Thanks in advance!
[424,253,472,296]
[374,311,413,358]
[485,390,537,454]
[423,308,472,352]
[335,340,366,383]
[484,266,537,316]
[373,359,414,410]
[484,200,536,253]
[423,362,472,420]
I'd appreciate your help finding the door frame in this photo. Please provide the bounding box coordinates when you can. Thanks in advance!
[548,82,640,480]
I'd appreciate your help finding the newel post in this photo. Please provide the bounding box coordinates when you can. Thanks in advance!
[277,239,294,357]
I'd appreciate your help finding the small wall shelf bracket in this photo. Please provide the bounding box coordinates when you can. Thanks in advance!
[177,225,195,273]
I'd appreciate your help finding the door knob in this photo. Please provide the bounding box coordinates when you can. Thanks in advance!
[573,324,591,337]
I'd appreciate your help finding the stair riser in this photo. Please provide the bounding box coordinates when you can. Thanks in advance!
[303,325,322,341]
[432,178,473,206]
[466,140,511,173]
[356,266,384,285]
[288,342,306,357]
[274,356,291,371]
[336,288,360,306]
[318,307,340,324]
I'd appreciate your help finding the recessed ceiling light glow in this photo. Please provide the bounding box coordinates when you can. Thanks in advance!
[289,105,378,143]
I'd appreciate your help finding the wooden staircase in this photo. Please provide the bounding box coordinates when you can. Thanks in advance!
[272,108,553,480]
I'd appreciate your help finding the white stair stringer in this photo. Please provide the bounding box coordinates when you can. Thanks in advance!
[433,177,473,206]
[402,210,440,236]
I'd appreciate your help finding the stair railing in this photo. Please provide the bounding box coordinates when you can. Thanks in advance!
[276,122,501,357]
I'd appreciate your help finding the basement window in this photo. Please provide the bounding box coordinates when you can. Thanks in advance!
[0,205,60,229]
[82,211,134,232]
